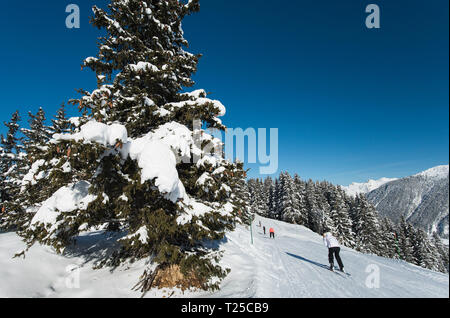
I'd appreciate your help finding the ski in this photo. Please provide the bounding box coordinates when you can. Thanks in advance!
[328,268,343,277]
[332,267,351,277]
[339,271,351,278]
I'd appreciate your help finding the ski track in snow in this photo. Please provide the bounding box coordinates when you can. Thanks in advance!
[0,216,448,298]
[199,216,449,298]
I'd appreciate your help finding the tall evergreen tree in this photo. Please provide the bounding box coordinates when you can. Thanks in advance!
[379,217,399,259]
[248,179,267,217]
[279,173,300,224]
[231,163,252,225]
[0,111,26,230]
[271,178,281,220]
[16,108,58,227]
[329,187,355,247]
[51,104,72,135]
[292,174,308,226]
[263,177,274,218]
[305,179,322,233]
[432,232,449,273]
[19,0,246,294]
[21,108,52,162]
[411,228,441,271]
[353,194,380,254]
[0,144,6,224]
[396,216,415,263]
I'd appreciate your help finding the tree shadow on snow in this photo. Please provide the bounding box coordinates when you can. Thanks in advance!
[285,252,330,271]
[62,231,127,269]
[61,231,229,273]
[202,236,228,250]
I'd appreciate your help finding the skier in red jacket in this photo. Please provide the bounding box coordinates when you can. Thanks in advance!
[269,228,275,239]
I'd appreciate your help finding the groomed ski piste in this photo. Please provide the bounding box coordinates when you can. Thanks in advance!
[0,215,448,298]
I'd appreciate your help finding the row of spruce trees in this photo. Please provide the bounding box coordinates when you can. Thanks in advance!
[1,0,250,295]
[246,172,449,274]
[0,107,74,230]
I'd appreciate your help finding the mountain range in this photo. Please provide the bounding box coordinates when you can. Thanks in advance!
[343,165,449,240]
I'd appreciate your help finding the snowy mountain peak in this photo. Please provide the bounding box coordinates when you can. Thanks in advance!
[342,177,398,197]
[413,165,449,179]
[366,164,449,239]
[342,165,449,197]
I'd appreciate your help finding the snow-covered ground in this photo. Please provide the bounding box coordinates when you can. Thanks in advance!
[0,216,448,298]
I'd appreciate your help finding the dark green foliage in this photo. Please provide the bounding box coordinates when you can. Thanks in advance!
[21,108,51,161]
[51,104,72,135]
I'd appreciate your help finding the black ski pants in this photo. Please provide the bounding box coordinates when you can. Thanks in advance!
[328,247,344,269]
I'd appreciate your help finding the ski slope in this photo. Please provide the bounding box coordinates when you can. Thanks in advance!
[202,216,448,298]
[0,216,448,298]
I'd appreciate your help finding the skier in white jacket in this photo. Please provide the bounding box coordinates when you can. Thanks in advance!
[323,231,345,272]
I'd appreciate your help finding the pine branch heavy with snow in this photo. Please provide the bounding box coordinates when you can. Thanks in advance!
[17,0,247,293]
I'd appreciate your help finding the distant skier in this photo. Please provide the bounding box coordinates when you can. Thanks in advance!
[323,230,344,272]
[263,226,266,235]
[269,228,275,239]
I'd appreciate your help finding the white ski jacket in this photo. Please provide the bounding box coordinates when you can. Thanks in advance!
[323,233,340,248]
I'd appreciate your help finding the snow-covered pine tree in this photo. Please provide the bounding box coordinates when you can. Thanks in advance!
[279,173,300,224]
[247,179,257,212]
[271,178,282,220]
[353,194,380,254]
[19,106,76,221]
[248,178,266,217]
[292,174,308,226]
[432,232,449,273]
[0,111,26,231]
[329,187,355,247]
[51,104,72,135]
[76,0,215,138]
[411,228,441,271]
[322,211,335,236]
[316,181,335,233]
[20,107,52,206]
[19,0,246,293]
[0,144,6,227]
[231,163,252,225]
[347,194,359,235]
[379,217,399,259]
[396,216,415,263]
[305,179,323,233]
[263,177,274,218]
[21,108,52,162]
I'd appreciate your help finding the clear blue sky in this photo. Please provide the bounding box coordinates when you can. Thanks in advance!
[0,0,448,185]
